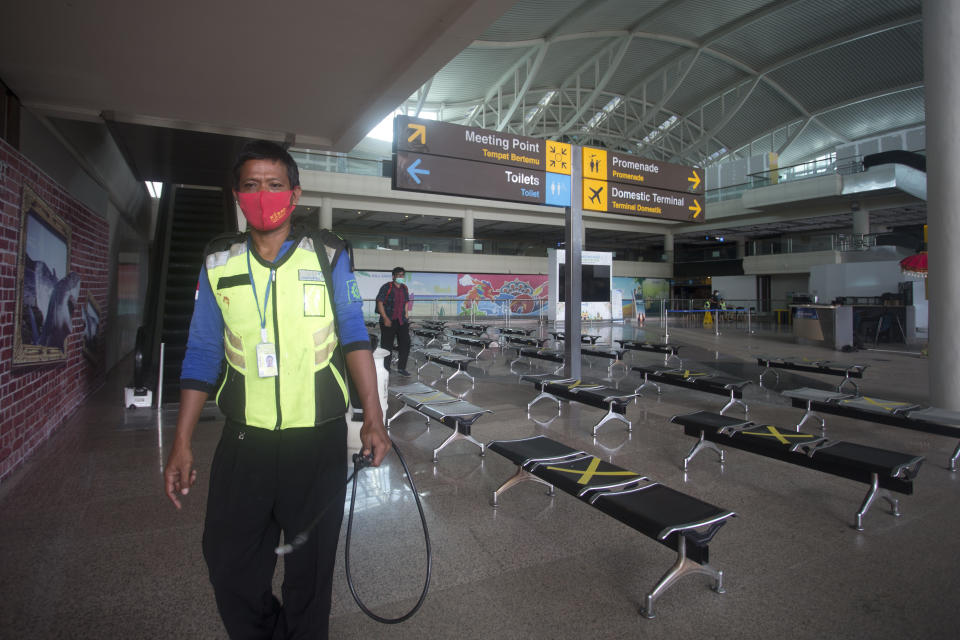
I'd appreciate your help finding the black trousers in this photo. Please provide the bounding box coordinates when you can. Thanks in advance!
[202,418,347,640]
[379,320,410,370]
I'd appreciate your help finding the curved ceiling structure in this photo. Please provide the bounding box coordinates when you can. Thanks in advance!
[400,0,923,169]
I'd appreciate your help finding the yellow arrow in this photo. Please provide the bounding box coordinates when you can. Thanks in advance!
[688,170,701,190]
[688,199,702,218]
[407,123,426,144]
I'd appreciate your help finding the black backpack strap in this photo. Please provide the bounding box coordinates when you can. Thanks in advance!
[308,228,364,413]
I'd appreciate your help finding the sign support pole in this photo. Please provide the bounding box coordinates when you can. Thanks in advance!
[564,146,583,380]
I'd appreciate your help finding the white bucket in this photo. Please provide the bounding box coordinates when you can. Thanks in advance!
[346,347,391,455]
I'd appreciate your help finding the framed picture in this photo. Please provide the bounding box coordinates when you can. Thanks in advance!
[82,294,102,364]
[13,185,81,368]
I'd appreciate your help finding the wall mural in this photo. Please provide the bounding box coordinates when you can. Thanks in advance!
[13,185,83,368]
[612,276,672,320]
[352,270,549,318]
[457,273,548,317]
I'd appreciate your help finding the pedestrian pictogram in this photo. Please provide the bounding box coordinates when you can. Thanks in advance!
[583,148,607,181]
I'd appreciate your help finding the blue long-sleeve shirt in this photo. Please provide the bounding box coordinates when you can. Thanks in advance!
[180,238,369,393]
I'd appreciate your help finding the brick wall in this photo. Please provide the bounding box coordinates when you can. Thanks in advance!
[0,138,109,482]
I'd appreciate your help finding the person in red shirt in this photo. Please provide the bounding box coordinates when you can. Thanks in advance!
[375,267,411,375]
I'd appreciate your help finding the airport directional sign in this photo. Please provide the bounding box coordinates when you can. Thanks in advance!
[582,146,703,194]
[395,151,568,206]
[395,115,573,174]
[392,115,572,206]
[582,178,703,222]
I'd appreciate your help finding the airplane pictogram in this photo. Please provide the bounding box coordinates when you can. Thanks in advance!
[588,186,603,204]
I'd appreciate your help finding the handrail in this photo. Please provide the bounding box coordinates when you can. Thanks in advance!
[133,184,175,391]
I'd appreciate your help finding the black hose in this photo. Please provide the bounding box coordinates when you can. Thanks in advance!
[275,441,432,624]
[344,442,432,624]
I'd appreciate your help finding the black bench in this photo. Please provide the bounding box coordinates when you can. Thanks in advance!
[509,347,565,374]
[615,340,682,366]
[757,355,867,393]
[449,335,495,359]
[418,348,476,387]
[487,435,734,619]
[522,374,637,435]
[412,328,445,349]
[386,382,490,460]
[633,366,751,418]
[672,411,924,530]
[783,387,960,471]
[461,323,491,333]
[498,327,534,337]
[449,327,485,338]
[550,331,601,344]
[421,320,447,331]
[500,335,549,359]
[581,346,629,374]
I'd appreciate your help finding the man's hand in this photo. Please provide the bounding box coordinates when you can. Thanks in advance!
[359,416,392,467]
[164,445,197,509]
[382,317,392,328]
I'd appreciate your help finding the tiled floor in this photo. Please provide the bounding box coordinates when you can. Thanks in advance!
[1,319,957,639]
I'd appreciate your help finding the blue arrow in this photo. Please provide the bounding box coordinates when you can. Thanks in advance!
[407,157,430,184]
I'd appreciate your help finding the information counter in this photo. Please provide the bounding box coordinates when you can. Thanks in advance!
[791,305,853,350]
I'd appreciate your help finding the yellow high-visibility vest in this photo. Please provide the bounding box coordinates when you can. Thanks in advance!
[205,236,347,430]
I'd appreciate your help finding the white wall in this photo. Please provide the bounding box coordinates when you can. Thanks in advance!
[771,273,810,307]
[711,275,757,306]
[809,261,904,303]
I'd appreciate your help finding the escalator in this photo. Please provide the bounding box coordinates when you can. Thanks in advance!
[134,185,232,407]
[159,187,232,404]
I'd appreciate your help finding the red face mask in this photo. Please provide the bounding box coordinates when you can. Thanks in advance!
[236,190,296,231]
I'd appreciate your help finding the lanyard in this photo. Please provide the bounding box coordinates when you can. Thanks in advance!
[246,240,273,343]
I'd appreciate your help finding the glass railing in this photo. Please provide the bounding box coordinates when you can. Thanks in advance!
[289,150,385,177]
[360,297,550,323]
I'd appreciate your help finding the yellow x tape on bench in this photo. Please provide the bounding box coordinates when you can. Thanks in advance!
[545,457,640,485]
[681,370,709,379]
[853,397,915,412]
[742,426,816,445]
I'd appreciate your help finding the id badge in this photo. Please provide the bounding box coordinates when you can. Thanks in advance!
[256,342,278,378]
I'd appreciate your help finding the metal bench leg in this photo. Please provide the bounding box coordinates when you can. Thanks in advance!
[640,535,725,619]
[418,360,441,377]
[683,432,725,470]
[950,441,960,472]
[433,428,485,462]
[491,468,555,508]
[592,406,631,436]
[447,367,475,386]
[666,353,682,367]
[720,391,748,418]
[795,401,825,433]
[837,375,860,394]
[854,472,901,531]
[528,391,561,413]
[633,376,662,403]
[386,403,415,427]
[758,367,780,388]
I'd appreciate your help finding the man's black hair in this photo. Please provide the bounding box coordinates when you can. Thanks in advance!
[232,140,300,189]
[392,267,405,277]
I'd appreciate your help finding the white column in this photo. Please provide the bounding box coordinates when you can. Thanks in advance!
[736,236,746,260]
[852,208,869,236]
[462,208,475,254]
[924,0,960,409]
[320,197,333,230]
[663,231,674,263]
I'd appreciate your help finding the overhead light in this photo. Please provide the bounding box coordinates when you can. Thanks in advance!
[145,181,163,198]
